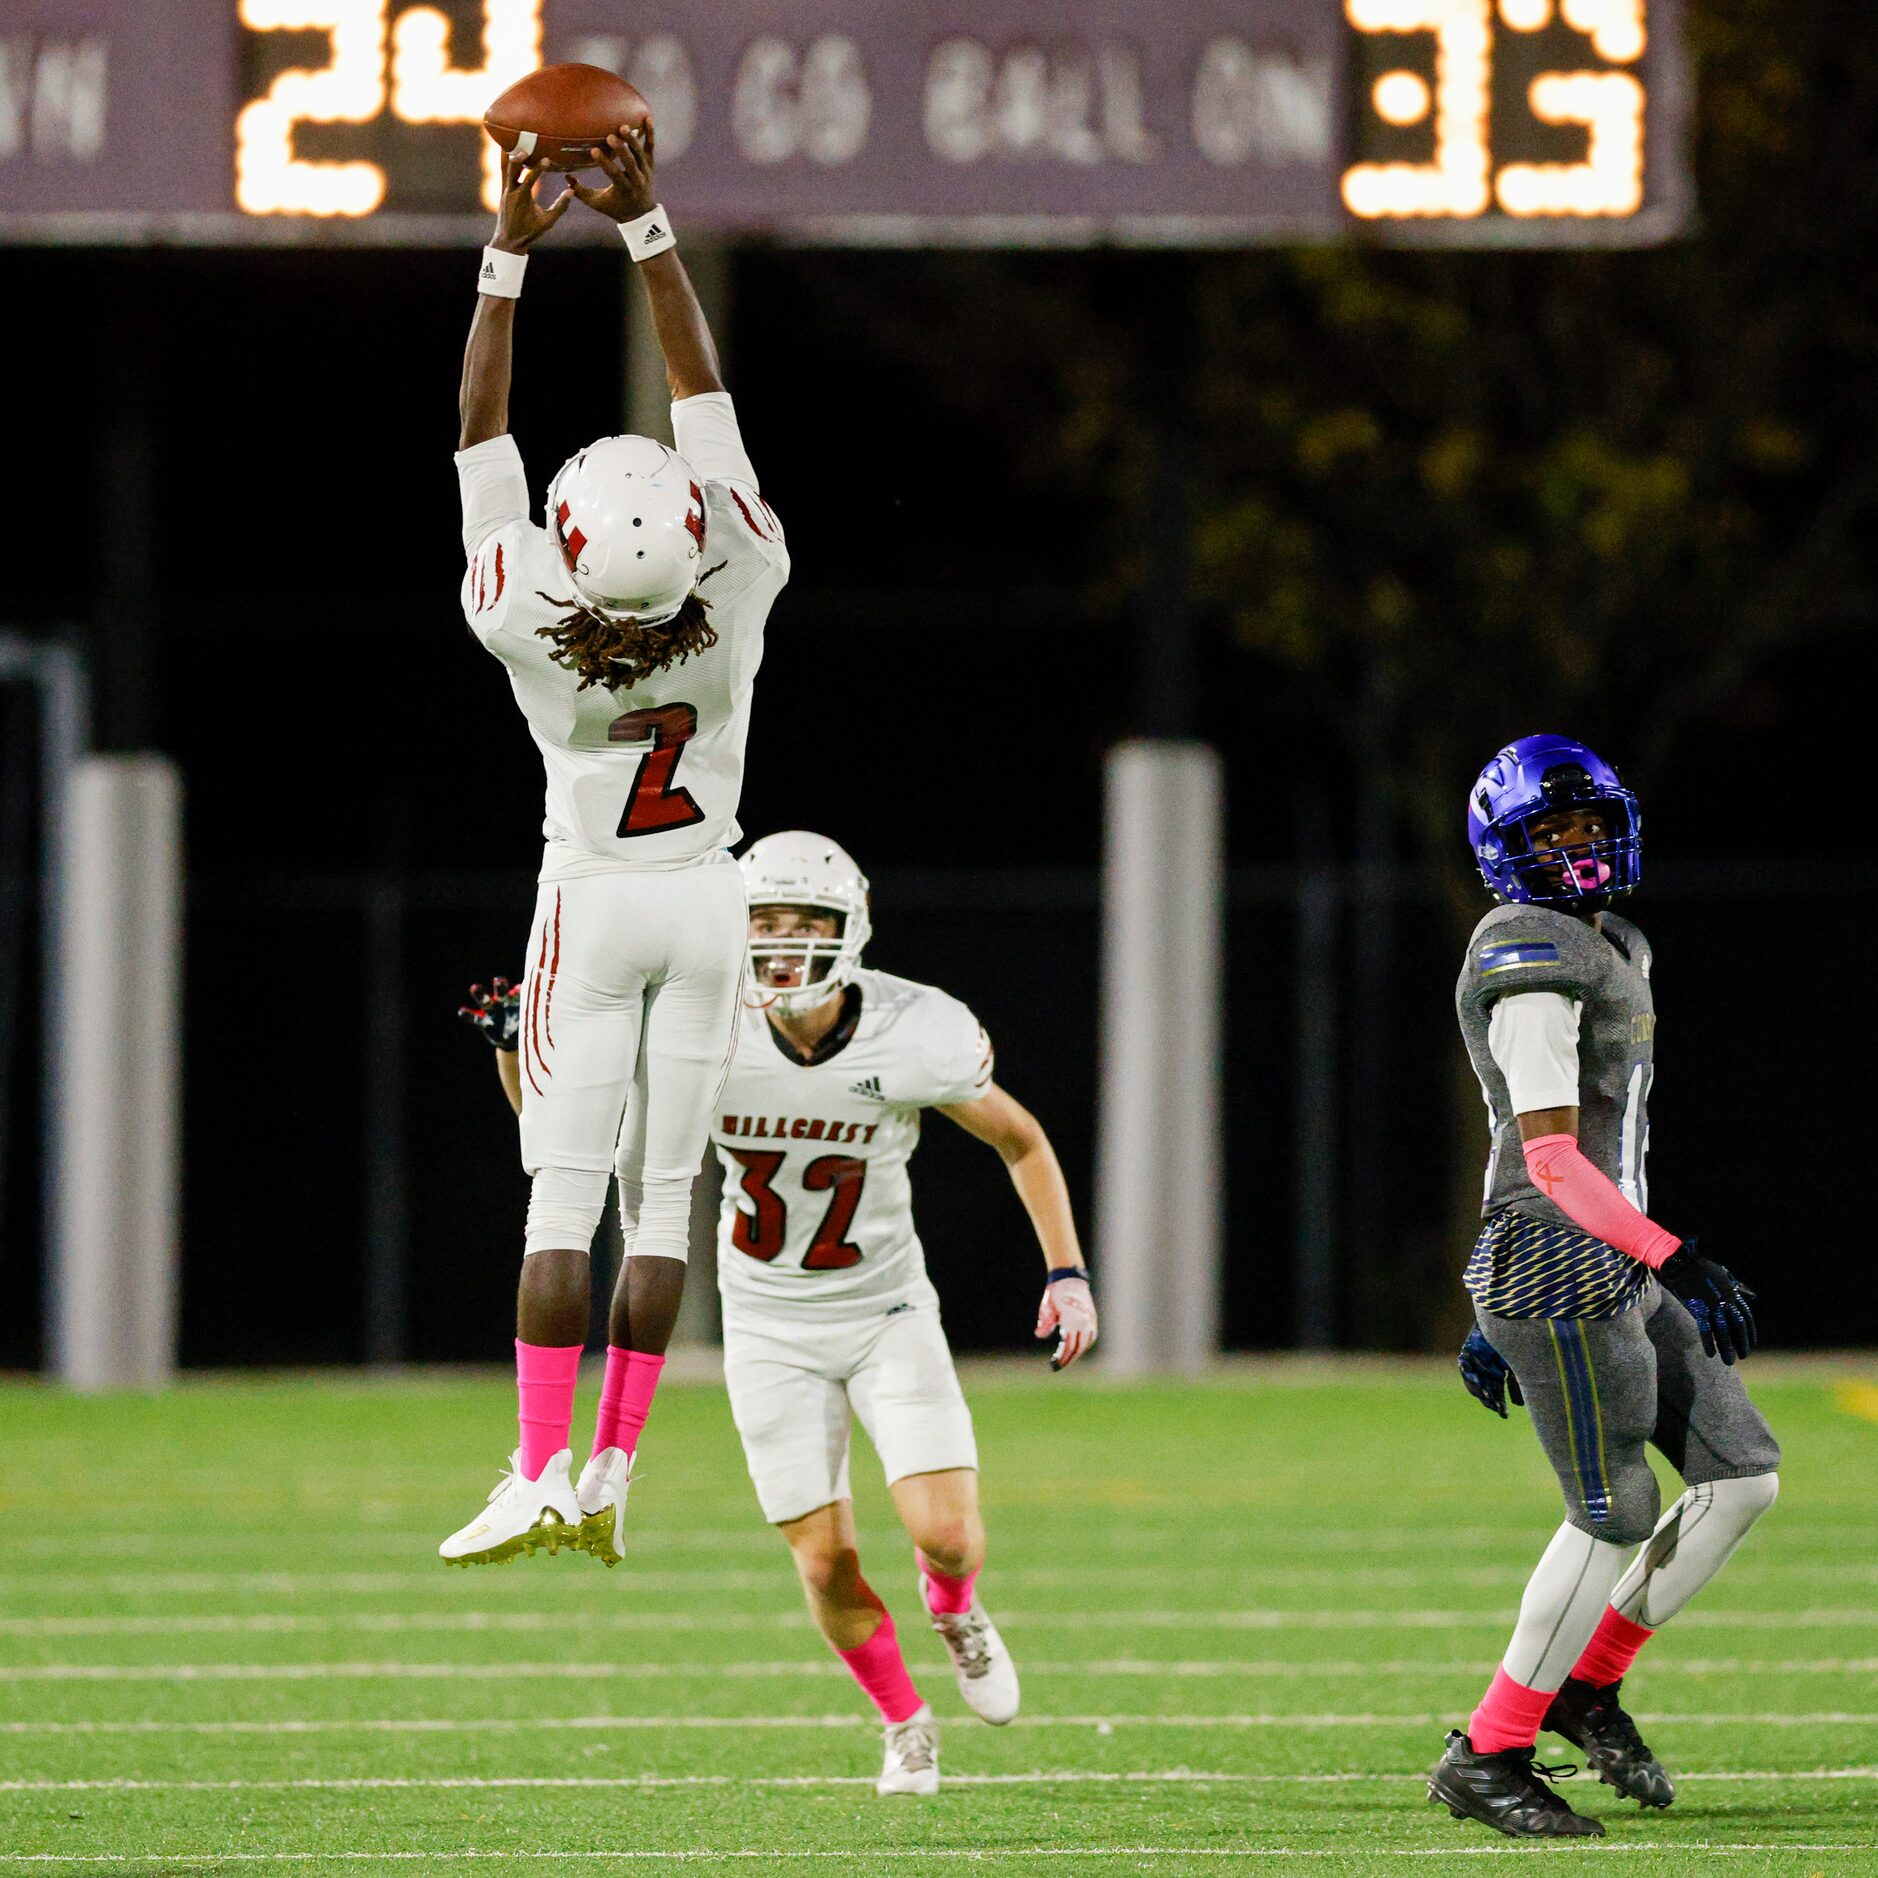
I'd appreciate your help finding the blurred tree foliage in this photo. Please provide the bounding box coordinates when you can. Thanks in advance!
[787,0,1874,1343]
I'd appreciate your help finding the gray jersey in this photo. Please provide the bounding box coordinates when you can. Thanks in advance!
[1456,903,1656,1227]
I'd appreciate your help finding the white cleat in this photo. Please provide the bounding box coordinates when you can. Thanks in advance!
[927,1596,1020,1725]
[877,1704,940,1796]
[439,1449,579,1567]
[574,1446,635,1567]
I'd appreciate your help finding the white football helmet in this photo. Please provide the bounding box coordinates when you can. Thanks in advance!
[545,435,705,625]
[740,831,872,1015]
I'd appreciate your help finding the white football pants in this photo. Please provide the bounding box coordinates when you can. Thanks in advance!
[517,856,746,1258]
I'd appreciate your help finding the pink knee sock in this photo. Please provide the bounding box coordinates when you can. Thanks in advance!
[1468,1667,1557,1754]
[917,1551,980,1616]
[835,1606,924,1724]
[592,1347,665,1457]
[514,1339,583,1481]
[1572,1606,1655,1688]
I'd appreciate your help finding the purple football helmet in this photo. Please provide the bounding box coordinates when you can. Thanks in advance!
[1467,734,1642,908]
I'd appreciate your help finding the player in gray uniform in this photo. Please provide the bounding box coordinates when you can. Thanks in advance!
[1427,734,1779,1841]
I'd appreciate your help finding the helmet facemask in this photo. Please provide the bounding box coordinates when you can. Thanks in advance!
[746,903,864,1015]
[1483,765,1642,910]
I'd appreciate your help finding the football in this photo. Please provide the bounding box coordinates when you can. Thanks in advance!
[482,63,653,172]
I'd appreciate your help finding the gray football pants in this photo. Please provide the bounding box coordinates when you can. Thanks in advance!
[1477,1284,1780,1547]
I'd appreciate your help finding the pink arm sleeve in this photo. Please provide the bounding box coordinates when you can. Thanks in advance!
[1521,1134,1681,1269]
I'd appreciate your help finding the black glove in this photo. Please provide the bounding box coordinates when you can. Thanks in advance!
[1656,1239,1757,1365]
[1458,1327,1523,1418]
[459,977,521,1052]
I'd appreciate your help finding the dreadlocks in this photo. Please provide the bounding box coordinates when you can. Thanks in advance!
[533,562,728,692]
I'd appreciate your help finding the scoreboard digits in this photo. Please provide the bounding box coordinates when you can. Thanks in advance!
[236,0,543,217]
[0,0,1683,244]
[1343,0,1655,223]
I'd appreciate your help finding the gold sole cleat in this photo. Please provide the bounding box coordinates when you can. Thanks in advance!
[442,1509,579,1568]
[574,1508,624,1567]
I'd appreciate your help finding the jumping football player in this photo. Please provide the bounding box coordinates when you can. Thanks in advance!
[1428,734,1780,1839]
[443,127,789,1567]
[462,830,1098,1794]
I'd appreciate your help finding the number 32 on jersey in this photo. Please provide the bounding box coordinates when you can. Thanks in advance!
[609,704,705,839]
[727,1149,867,1270]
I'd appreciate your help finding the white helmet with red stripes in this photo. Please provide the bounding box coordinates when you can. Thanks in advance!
[545,435,705,625]
[740,831,872,1014]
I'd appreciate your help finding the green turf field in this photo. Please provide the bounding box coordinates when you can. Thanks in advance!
[2,1361,1875,1875]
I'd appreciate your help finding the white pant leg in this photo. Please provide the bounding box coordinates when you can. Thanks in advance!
[723,1312,858,1525]
[617,856,747,1261]
[517,878,650,1178]
[848,1302,978,1489]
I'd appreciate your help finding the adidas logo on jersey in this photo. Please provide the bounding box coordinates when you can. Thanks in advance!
[848,1075,885,1102]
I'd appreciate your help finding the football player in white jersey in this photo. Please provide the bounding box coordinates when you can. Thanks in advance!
[442,128,788,1569]
[463,831,1098,1794]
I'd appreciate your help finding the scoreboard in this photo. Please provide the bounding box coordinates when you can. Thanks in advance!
[0,0,1688,246]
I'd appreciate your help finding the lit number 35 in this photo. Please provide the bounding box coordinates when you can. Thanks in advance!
[608,704,707,839]
[726,1151,868,1270]
[1342,0,1649,222]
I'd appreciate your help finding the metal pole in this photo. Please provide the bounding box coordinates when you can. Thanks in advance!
[1293,801,1338,1350]
[57,754,182,1389]
[1096,740,1225,1375]
[0,635,92,1368]
[363,875,409,1366]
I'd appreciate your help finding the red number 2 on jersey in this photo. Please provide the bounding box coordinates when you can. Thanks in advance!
[609,703,706,839]
[726,1150,868,1269]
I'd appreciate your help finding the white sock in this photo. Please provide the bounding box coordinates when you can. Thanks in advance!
[1502,1521,1632,1690]
[1610,1474,1779,1628]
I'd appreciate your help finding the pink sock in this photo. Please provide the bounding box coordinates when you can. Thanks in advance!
[514,1339,583,1481]
[835,1606,924,1724]
[1572,1606,1655,1688]
[592,1347,665,1457]
[917,1551,980,1616]
[1468,1666,1557,1754]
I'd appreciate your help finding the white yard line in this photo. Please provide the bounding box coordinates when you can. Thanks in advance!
[0,1561,1865,1600]
[6,1607,1873,1638]
[7,1769,1878,1794]
[7,1656,1877,1682]
[2,1846,1876,1862]
[4,1711,1878,1736]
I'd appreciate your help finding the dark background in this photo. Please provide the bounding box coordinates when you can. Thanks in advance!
[1,0,1871,1368]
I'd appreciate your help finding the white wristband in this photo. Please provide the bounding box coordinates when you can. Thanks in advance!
[620,205,677,263]
[477,246,527,299]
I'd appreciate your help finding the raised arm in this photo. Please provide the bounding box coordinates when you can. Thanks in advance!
[940,1083,1097,1369]
[570,126,726,401]
[458,153,573,449]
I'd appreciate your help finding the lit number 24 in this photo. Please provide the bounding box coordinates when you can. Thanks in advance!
[608,704,706,839]
[726,1151,868,1270]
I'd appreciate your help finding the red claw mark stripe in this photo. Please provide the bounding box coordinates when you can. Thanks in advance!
[543,890,562,1049]
[524,911,552,1094]
[492,541,505,605]
[728,489,776,541]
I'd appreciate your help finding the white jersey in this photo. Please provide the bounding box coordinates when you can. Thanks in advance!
[455,394,788,882]
[712,969,994,1321]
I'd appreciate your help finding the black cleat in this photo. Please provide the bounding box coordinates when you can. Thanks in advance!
[1545,1676,1676,1808]
[1427,1730,1606,1838]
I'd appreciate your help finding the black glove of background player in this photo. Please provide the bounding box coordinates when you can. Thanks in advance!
[1657,1238,1757,1365]
[1458,1327,1523,1418]
[458,978,521,1052]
